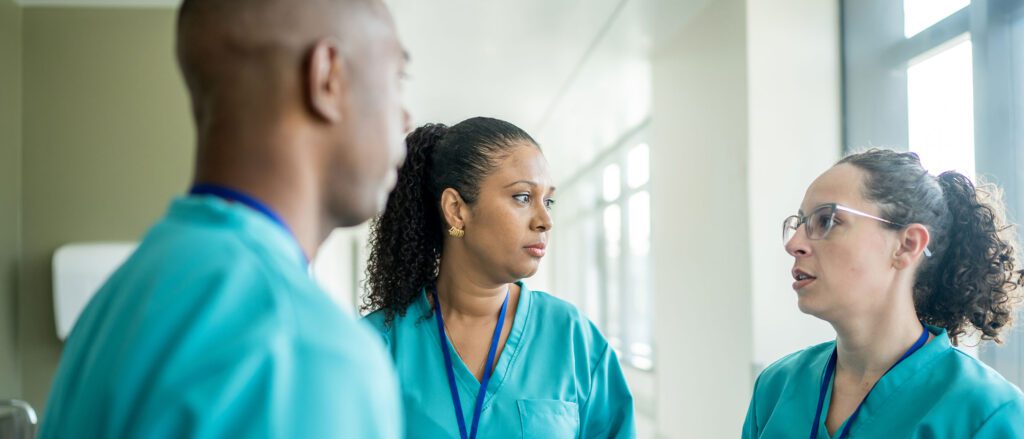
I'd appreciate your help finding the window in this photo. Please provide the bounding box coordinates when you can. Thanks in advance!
[907,37,976,179]
[553,123,654,370]
[844,0,1024,385]
[311,226,370,313]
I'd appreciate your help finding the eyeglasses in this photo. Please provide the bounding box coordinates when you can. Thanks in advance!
[782,203,933,257]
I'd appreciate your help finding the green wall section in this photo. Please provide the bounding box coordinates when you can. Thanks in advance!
[0,0,23,400]
[19,7,193,413]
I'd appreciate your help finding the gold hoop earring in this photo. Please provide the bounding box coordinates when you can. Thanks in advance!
[448,226,465,238]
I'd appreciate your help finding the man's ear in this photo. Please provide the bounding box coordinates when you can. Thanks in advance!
[307,38,349,123]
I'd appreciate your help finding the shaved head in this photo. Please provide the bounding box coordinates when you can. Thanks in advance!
[176,0,390,123]
[176,0,410,245]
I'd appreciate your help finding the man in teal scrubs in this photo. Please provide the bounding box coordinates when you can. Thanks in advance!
[40,0,411,437]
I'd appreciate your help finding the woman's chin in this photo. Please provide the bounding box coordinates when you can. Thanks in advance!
[796,295,825,318]
[510,263,539,280]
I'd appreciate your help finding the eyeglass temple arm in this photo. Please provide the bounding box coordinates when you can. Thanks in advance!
[834,205,933,258]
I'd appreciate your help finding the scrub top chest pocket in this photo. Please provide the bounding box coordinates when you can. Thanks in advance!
[518,399,580,438]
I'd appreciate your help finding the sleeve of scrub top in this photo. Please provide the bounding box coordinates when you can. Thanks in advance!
[970,398,1024,438]
[741,380,759,439]
[579,344,637,439]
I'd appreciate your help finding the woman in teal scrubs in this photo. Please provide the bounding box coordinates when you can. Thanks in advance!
[744,149,1024,438]
[362,117,636,438]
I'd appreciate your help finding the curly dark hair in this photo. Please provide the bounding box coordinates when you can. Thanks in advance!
[838,148,1024,344]
[362,117,539,325]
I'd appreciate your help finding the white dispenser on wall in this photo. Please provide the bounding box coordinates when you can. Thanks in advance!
[52,243,137,341]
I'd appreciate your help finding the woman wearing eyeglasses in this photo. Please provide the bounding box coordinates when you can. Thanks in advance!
[743,149,1024,438]
[362,117,635,439]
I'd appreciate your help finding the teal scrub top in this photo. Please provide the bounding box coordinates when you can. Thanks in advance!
[40,195,402,438]
[363,282,636,438]
[743,325,1024,438]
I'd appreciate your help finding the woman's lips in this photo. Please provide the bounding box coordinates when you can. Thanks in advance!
[525,243,546,258]
[792,268,817,291]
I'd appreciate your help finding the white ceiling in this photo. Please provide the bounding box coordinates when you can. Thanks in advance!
[384,0,706,181]
[390,0,707,132]
[387,0,624,133]
[15,0,706,179]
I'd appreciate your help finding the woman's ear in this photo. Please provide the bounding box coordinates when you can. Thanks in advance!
[440,188,467,231]
[893,223,931,270]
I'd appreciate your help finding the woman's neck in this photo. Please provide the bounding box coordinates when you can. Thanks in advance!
[831,295,927,378]
[434,261,510,321]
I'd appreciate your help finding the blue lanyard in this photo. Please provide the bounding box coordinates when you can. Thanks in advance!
[189,184,308,266]
[431,286,509,439]
[810,325,929,439]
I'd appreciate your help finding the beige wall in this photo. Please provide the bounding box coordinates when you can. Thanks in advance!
[651,0,754,435]
[0,0,23,399]
[747,0,840,370]
[19,7,193,413]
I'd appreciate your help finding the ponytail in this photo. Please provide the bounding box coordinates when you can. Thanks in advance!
[363,124,448,325]
[915,171,1023,343]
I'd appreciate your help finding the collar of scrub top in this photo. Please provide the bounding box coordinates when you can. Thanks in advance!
[431,285,510,439]
[189,183,309,267]
[810,323,930,439]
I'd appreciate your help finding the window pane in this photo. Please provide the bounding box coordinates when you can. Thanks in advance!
[627,191,653,369]
[628,192,650,256]
[603,204,622,348]
[629,344,654,370]
[627,143,650,188]
[603,204,622,258]
[903,0,969,38]
[603,164,621,202]
[582,216,603,327]
[907,38,975,180]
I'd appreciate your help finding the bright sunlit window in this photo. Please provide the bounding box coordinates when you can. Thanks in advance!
[603,202,623,344]
[627,189,652,369]
[603,164,621,202]
[907,37,976,179]
[627,143,650,188]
